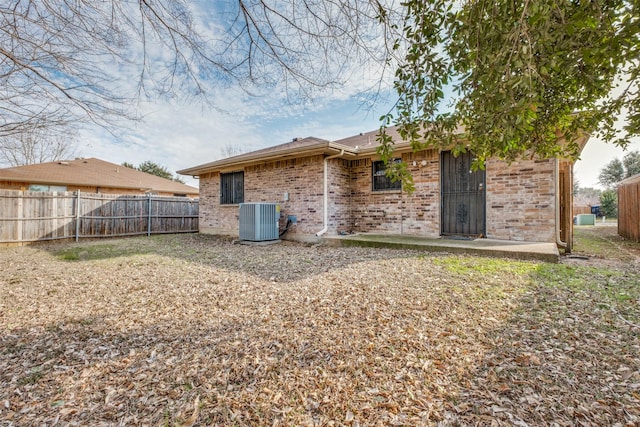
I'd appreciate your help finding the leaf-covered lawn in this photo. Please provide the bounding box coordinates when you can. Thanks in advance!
[0,228,638,426]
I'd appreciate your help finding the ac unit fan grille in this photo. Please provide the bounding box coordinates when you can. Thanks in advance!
[239,203,279,241]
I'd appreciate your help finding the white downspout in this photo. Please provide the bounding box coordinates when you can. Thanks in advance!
[316,150,344,237]
[555,158,567,249]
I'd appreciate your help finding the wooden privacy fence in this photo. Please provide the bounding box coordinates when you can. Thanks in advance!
[618,175,640,242]
[573,205,593,216]
[0,190,198,244]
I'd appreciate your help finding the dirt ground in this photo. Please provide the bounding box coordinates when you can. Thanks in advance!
[0,230,638,426]
[568,223,640,270]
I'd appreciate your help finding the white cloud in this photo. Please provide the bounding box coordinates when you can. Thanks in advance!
[574,136,640,189]
[77,88,391,187]
[66,0,640,194]
[77,83,639,194]
[5,0,397,187]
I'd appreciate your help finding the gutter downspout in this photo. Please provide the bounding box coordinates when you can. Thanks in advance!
[316,150,345,237]
[555,158,567,250]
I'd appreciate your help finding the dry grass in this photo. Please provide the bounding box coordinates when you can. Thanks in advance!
[0,230,638,426]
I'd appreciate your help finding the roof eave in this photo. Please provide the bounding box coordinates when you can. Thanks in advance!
[354,131,591,158]
[352,140,415,157]
[178,142,356,176]
[0,176,197,194]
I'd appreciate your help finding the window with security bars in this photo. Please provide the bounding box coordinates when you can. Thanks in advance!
[372,159,401,191]
[220,171,244,204]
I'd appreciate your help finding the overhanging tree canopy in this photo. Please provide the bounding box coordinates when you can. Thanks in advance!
[378,0,640,190]
[598,150,640,188]
[0,1,397,139]
[2,0,639,176]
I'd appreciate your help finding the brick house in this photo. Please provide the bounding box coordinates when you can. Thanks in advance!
[178,127,587,250]
[0,158,198,197]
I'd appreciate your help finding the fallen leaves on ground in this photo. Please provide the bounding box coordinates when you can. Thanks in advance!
[0,231,638,426]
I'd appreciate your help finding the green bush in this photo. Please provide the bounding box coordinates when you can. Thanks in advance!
[600,189,618,218]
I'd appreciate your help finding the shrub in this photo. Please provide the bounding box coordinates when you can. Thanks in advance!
[600,189,618,218]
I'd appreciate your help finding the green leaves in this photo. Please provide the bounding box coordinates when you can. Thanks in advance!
[598,150,640,188]
[600,189,618,218]
[377,0,638,192]
[123,160,185,183]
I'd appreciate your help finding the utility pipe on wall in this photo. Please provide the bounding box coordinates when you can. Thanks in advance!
[316,150,344,237]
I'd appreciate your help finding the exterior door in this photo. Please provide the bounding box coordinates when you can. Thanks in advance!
[441,151,486,237]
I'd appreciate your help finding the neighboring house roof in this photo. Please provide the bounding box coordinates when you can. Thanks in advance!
[178,125,589,177]
[0,158,198,195]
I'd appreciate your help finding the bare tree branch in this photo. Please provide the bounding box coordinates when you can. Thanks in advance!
[0,1,402,146]
[0,127,78,166]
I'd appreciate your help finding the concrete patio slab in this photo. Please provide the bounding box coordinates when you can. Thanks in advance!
[323,233,560,262]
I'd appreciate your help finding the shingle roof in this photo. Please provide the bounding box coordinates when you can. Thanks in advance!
[177,127,439,176]
[178,136,346,175]
[332,125,467,149]
[0,158,198,195]
[332,127,404,150]
[178,124,587,176]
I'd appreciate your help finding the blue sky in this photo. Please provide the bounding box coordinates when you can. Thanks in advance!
[71,1,639,191]
[75,88,394,188]
[71,0,397,188]
[75,89,640,191]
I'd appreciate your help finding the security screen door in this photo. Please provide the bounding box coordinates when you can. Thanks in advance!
[440,151,486,237]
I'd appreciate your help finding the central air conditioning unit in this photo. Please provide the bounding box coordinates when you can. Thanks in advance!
[239,203,280,241]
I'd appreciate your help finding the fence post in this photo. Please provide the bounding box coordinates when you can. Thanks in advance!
[16,191,23,243]
[147,193,152,236]
[52,192,58,239]
[75,191,81,242]
[0,191,200,243]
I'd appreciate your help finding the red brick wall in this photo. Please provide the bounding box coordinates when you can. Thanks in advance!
[246,156,326,236]
[198,171,227,234]
[349,150,441,237]
[485,158,556,242]
[349,157,401,233]
[327,158,351,233]
[198,151,559,243]
[347,153,557,241]
[399,150,441,236]
[198,155,349,238]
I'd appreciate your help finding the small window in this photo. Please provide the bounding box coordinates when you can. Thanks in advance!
[29,184,67,192]
[220,171,244,204]
[372,159,401,191]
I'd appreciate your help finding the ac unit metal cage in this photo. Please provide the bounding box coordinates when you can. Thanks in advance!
[239,203,280,241]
